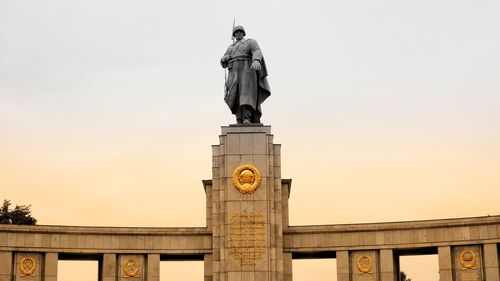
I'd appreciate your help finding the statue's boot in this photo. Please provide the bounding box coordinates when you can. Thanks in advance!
[241,105,252,124]
[236,105,253,124]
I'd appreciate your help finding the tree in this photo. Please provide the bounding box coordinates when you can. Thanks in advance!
[400,271,412,281]
[0,200,37,225]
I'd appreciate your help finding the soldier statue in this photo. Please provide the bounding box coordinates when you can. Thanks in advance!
[221,25,271,124]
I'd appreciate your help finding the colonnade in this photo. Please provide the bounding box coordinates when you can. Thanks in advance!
[1,215,499,281]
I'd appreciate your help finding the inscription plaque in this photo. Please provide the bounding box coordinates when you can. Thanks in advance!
[460,272,480,281]
[229,212,266,265]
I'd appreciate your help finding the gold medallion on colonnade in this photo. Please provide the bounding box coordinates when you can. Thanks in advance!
[232,165,261,194]
[356,255,373,273]
[460,250,477,270]
[123,259,140,278]
[19,256,36,277]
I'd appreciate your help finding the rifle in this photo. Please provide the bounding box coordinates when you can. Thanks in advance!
[224,18,236,98]
[231,18,235,43]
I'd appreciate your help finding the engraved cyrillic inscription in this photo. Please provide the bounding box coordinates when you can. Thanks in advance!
[229,212,266,265]
[460,272,479,281]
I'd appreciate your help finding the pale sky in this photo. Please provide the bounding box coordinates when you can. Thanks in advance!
[1,0,499,280]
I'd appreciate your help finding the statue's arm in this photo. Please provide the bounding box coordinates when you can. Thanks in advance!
[248,39,263,62]
[248,39,262,71]
[220,46,231,68]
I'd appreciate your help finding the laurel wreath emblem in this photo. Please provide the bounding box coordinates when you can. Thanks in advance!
[460,250,477,270]
[123,259,140,278]
[356,255,373,273]
[19,257,36,276]
[232,165,261,194]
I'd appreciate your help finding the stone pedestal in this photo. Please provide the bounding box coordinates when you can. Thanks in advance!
[211,125,283,281]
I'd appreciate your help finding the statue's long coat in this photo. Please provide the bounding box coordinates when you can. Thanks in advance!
[221,38,271,120]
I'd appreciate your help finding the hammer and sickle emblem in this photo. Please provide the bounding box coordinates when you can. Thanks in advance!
[19,257,36,276]
[232,164,261,194]
[123,259,140,278]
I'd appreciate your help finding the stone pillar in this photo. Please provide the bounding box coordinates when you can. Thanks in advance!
[336,251,349,281]
[453,245,484,281]
[205,254,213,281]
[281,180,291,231]
[147,254,160,281]
[211,125,283,281]
[205,181,213,231]
[44,253,58,281]
[438,246,453,281]
[14,252,42,281]
[379,249,395,281]
[484,244,500,281]
[283,252,292,281]
[101,254,117,281]
[0,251,12,281]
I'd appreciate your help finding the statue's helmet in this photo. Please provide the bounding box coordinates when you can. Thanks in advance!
[232,25,246,37]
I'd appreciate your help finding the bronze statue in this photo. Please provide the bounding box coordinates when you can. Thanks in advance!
[221,25,271,124]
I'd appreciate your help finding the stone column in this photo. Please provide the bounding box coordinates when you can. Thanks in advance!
[438,246,453,281]
[205,254,213,281]
[101,254,117,281]
[147,254,160,281]
[44,253,58,281]
[283,252,292,281]
[281,180,291,231]
[211,125,283,281]
[205,181,213,231]
[336,251,349,281]
[483,244,499,281]
[380,249,395,281]
[0,251,12,281]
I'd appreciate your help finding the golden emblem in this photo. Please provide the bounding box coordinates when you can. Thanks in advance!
[19,257,36,276]
[356,255,373,273]
[460,250,477,270]
[232,165,261,194]
[123,259,140,278]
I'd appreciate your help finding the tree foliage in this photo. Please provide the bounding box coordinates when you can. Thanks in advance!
[400,271,412,281]
[0,200,37,225]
